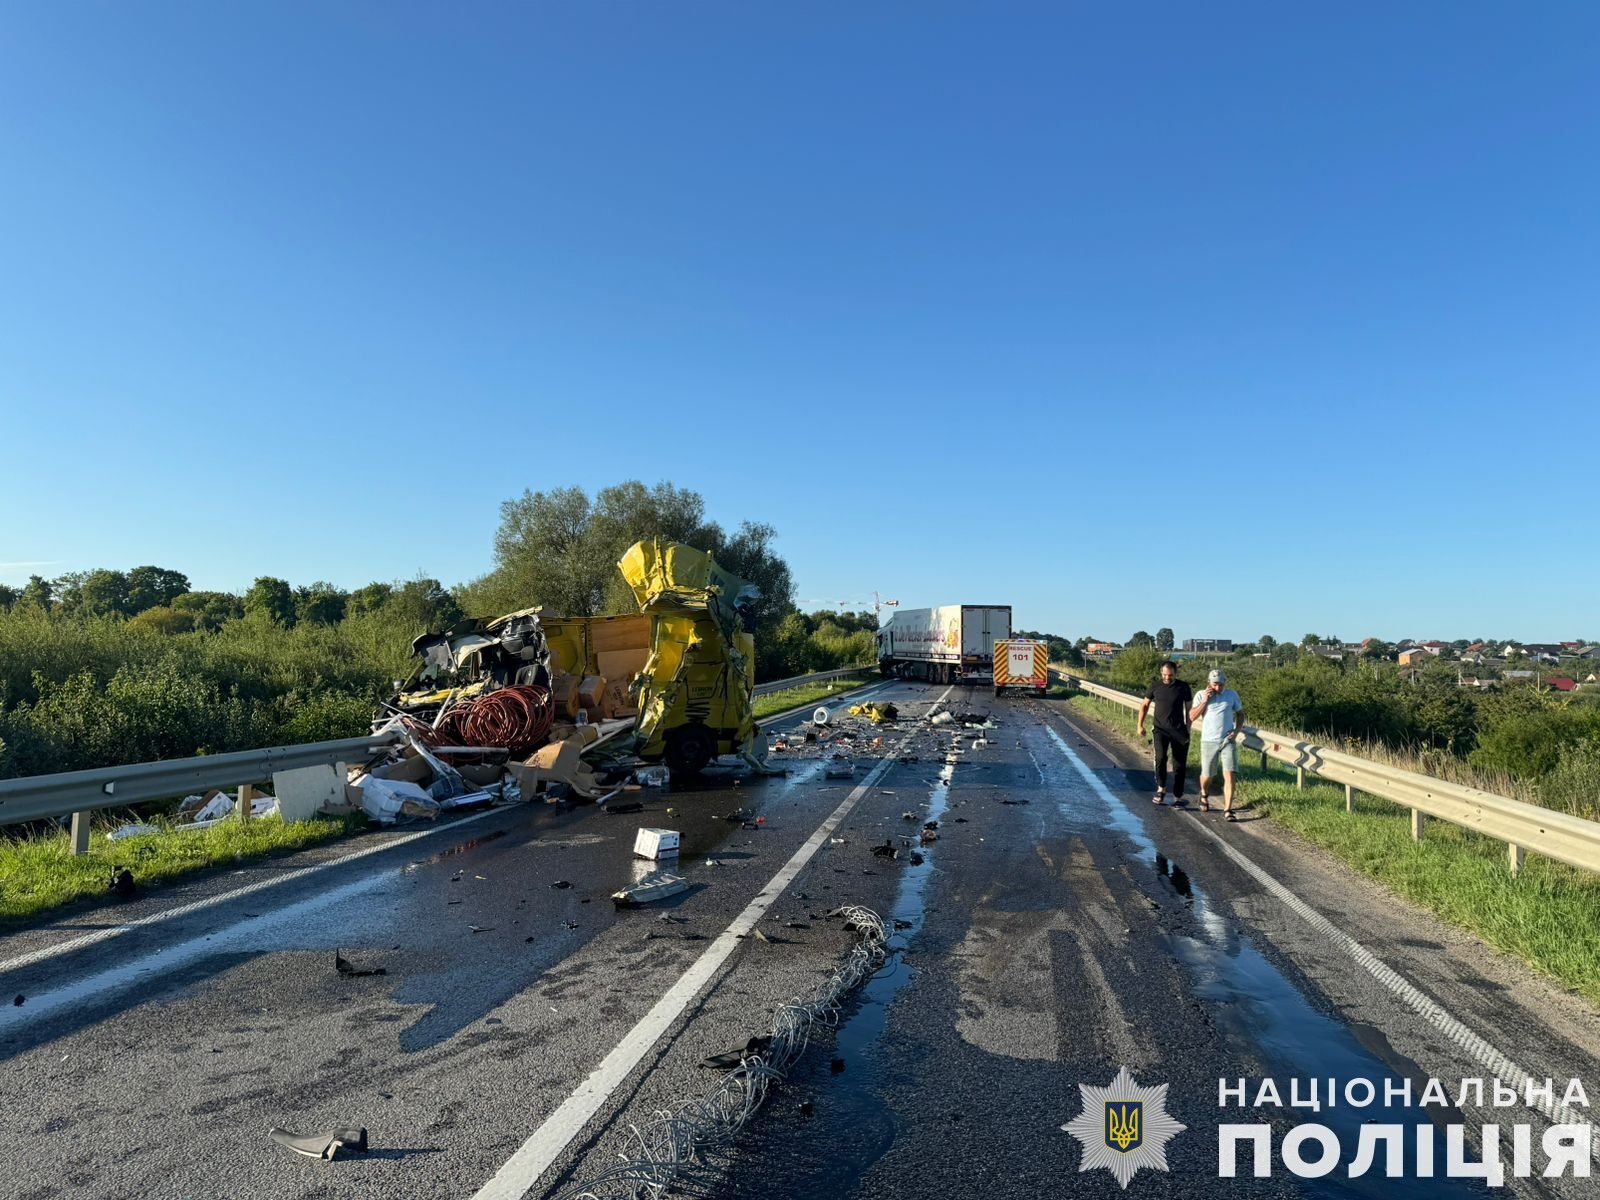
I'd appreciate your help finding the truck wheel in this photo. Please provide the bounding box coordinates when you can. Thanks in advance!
[1036,687,1048,698]
[994,686,1003,697]
[664,726,715,777]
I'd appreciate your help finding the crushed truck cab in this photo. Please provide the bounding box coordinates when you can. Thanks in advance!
[618,539,761,776]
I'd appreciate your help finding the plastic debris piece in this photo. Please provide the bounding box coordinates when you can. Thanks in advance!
[334,951,386,978]
[812,707,831,726]
[636,766,669,787]
[612,871,689,908]
[12,995,23,1007]
[550,880,573,889]
[106,868,136,899]
[107,823,159,842]
[605,802,646,815]
[268,1126,369,1160]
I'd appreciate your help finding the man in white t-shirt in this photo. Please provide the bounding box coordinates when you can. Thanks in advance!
[1189,668,1245,821]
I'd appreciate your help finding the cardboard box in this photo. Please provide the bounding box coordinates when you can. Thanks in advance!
[458,763,504,787]
[597,649,649,684]
[633,827,681,860]
[577,675,606,709]
[549,671,582,718]
[602,679,638,718]
[369,754,433,786]
[507,739,579,792]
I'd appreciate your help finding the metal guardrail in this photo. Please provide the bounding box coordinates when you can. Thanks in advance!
[753,665,877,697]
[0,733,401,849]
[0,666,880,850]
[1055,670,1600,877]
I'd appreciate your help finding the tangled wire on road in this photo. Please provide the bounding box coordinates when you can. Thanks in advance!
[550,906,890,1200]
[418,685,556,757]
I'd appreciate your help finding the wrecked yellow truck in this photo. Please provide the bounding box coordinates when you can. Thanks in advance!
[619,538,763,775]
[380,538,763,777]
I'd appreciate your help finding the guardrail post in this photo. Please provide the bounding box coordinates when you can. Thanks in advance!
[1259,750,1268,772]
[1296,765,1306,790]
[1410,809,1424,841]
[237,783,255,824]
[1344,784,1355,813]
[1508,843,1525,876]
[70,810,91,855]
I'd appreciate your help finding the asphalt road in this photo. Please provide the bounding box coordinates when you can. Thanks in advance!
[2,680,1596,1199]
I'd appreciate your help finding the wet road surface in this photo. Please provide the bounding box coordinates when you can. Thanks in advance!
[1,680,1595,1199]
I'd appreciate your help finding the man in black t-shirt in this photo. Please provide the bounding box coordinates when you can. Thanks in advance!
[1137,661,1193,805]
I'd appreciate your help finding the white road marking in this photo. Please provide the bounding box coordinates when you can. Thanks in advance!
[1043,719,1596,1141]
[0,805,510,976]
[0,865,399,1033]
[471,684,954,1200]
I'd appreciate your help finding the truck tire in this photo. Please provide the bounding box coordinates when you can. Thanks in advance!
[994,686,1003,697]
[664,725,715,777]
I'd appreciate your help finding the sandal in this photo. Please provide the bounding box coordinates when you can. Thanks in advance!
[1198,797,1210,812]
[1225,810,1238,822]
[1152,793,1165,805]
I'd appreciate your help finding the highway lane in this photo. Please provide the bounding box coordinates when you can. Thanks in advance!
[2,680,1598,1198]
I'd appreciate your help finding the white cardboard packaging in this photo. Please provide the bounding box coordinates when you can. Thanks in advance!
[633,827,681,860]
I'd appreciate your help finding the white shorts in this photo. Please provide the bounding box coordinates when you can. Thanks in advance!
[1201,738,1238,776]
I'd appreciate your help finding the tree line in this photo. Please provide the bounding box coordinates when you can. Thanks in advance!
[0,481,875,779]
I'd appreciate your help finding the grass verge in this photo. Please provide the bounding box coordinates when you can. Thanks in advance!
[1065,693,1600,1006]
[752,672,879,722]
[0,813,358,925]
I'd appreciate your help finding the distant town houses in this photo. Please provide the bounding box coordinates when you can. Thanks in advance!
[1182,638,1233,653]
[1084,642,1120,660]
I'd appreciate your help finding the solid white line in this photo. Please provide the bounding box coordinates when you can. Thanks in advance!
[0,805,508,976]
[471,684,954,1200]
[0,864,399,1032]
[1043,719,1595,1141]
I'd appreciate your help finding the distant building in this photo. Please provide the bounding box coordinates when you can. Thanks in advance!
[1182,638,1233,653]
[1397,648,1431,666]
[1546,676,1578,693]
[1465,641,1487,654]
[1420,641,1446,655]
[1084,642,1121,660]
[1307,645,1346,661]
[1522,643,1566,661]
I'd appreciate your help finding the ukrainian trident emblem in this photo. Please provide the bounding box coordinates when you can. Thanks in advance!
[1062,1067,1185,1188]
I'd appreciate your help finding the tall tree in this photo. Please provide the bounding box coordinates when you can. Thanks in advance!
[125,566,191,614]
[294,582,348,626]
[0,584,16,610]
[170,591,242,631]
[244,576,297,625]
[17,574,53,610]
[1258,634,1277,653]
[1129,630,1154,648]
[78,569,132,616]
[1155,627,1175,651]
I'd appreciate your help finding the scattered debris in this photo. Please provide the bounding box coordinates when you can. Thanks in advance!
[334,951,387,978]
[636,766,669,788]
[469,925,495,934]
[633,828,681,860]
[12,994,23,1007]
[700,1035,772,1070]
[106,867,136,900]
[824,754,856,779]
[106,823,160,842]
[550,880,573,890]
[604,802,646,815]
[268,1126,369,1161]
[812,707,832,726]
[830,1057,846,1074]
[870,840,899,860]
[909,851,925,865]
[612,871,689,908]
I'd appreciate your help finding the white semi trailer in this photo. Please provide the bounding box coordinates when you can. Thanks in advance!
[876,605,1013,685]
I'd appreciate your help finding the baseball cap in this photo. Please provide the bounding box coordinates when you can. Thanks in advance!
[1208,669,1226,684]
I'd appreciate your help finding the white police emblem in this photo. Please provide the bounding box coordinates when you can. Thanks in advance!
[1061,1065,1186,1188]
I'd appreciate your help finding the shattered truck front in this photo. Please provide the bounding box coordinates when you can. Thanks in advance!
[619,539,763,776]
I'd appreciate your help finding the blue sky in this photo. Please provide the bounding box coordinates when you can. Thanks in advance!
[3,3,1596,643]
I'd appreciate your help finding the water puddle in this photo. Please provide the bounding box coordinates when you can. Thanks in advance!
[1042,723,1489,1198]
[420,828,507,864]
